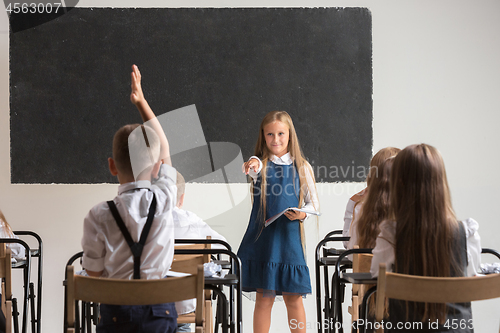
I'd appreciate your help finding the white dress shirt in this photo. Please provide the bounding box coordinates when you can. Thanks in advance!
[173,207,227,249]
[345,203,363,250]
[0,225,25,261]
[172,206,227,315]
[370,218,482,278]
[342,199,356,248]
[82,164,177,280]
[244,153,319,218]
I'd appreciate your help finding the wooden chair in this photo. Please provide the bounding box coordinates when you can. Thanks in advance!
[0,244,13,333]
[348,247,373,324]
[65,264,205,333]
[375,263,500,333]
[172,243,210,274]
[172,241,213,333]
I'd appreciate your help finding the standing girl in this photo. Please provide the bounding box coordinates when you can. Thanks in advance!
[237,111,318,333]
[370,144,481,332]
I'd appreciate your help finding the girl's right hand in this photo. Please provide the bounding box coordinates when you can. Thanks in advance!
[243,158,260,175]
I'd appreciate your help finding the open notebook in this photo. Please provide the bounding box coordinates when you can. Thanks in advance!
[265,208,321,227]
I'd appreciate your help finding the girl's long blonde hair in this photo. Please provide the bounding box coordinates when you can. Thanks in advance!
[252,111,317,249]
[391,144,462,323]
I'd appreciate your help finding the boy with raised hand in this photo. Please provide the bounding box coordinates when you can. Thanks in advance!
[81,65,178,333]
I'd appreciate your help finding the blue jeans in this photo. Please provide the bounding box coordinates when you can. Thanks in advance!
[176,323,192,332]
[97,303,177,333]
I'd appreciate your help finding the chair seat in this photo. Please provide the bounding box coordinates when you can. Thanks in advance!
[177,312,196,324]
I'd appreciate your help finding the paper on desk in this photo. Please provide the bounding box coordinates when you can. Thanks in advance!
[265,208,321,227]
[166,271,191,277]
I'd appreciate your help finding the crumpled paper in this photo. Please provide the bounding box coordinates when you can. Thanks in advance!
[204,262,225,278]
[480,262,500,274]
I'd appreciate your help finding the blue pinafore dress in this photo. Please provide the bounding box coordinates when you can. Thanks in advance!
[237,161,312,295]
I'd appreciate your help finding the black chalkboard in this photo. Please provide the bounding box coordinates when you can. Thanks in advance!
[10,7,372,184]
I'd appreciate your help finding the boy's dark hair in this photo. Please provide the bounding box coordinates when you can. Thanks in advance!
[113,124,160,178]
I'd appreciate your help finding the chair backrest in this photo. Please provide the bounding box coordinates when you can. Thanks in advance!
[352,247,373,294]
[66,264,205,333]
[171,248,205,275]
[375,263,500,324]
[0,244,13,333]
[172,242,211,275]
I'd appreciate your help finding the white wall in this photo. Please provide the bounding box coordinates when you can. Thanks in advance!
[1,0,499,332]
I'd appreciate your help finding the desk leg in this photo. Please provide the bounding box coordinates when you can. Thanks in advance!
[316,261,322,333]
[324,266,332,333]
[206,286,228,333]
[236,283,242,333]
[22,264,30,333]
[335,271,344,333]
[29,283,36,333]
[229,285,234,333]
[12,298,19,333]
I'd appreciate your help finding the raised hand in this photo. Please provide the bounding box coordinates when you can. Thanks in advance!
[130,64,145,106]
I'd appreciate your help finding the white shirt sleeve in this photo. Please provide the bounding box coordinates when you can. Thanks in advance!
[154,164,178,199]
[243,156,263,184]
[370,220,396,277]
[370,219,482,278]
[186,210,228,250]
[300,162,319,220]
[81,206,106,273]
[462,218,481,276]
[342,199,355,243]
[0,226,26,260]
[346,207,361,250]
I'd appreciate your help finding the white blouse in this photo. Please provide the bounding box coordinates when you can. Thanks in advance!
[0,225,25,261]
[244,153,319,219]
[345,203,363,250]
[370,218,482,278]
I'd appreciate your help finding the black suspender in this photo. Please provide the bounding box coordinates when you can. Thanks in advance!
[107,194,157,279]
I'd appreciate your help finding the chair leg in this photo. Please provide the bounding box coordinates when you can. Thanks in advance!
[12,298,19,333]
[205,299,213,333]
[29,283,36,333]
[6,300,12,333]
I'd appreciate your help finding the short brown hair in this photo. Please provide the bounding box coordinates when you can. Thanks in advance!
[112,124,160,179]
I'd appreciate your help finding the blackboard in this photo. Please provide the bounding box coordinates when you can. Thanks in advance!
[10,7,372,184]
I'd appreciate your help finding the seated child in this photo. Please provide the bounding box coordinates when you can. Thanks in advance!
[0,209,25,261]
[173,171,227,248]
[346,156,395,250]
[342,147,400,248]
[0,208,26,333]
[173,171,228,332]
[370,144,481,332]
[81,65,178,333]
